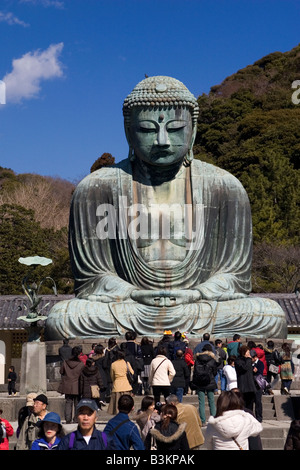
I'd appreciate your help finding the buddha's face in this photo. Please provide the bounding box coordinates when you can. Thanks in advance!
[128,106,194,167]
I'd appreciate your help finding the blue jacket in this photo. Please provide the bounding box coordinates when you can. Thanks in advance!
[104,412,144,450]
[193,340,216,354]
[31,437,61,450]
[253,359,264,376]
[57,426,117,450]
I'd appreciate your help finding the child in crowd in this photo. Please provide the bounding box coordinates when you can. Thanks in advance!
[7,366,17,396]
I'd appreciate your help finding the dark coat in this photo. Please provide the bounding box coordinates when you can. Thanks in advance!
[284,420,300,450]
[171,358,190,389]
[264,347,282,366]
[79,364,104,398]
[93,354,108,390]
[58,344,72,362]
[141,343,154,366]
[253,359,264,376]
[58,427,117,450]
[145,421,189,451]
[168,340,186,360]
[103,344,120,370]
[235,356,257,393]
[193,351,218,392]
[58,358,84,395]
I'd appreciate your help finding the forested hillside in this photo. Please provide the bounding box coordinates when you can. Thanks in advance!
[0,167,75,294]
[1,45,300,294]
[194,44,300,293]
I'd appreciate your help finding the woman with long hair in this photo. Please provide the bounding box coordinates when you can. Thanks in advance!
[144,404,189,451]
[205,391,263,450]
[134,395,161,441]
[280,343,294,395]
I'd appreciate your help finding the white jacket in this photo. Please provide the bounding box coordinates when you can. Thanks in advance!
[148,355,176,386]
[205,409,263,450]
[223,364,237,390]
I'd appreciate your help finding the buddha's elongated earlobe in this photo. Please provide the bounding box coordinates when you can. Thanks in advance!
[128,146,135,161]
[185,123,197,164]
[186,148,194,162]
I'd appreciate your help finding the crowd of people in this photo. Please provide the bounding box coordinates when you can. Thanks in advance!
[0,330,298,451]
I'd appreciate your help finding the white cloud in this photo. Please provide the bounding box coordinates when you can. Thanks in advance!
[3,43,64,104]
[0,11,29,27]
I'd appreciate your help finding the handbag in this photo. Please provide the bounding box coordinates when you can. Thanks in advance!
[269,363,279,374]
[280,361,294,380]
[254,374,269,390]
[232,437,243,450]
[90,384,100,399]
[126,362,134,385]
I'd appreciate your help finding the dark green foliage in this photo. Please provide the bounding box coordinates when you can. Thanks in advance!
[0,204,74,295]
[0,204,52,294]
[194,44,300,292]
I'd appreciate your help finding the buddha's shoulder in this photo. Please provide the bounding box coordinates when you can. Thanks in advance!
[76,159,131,188]
[192,159,245,186]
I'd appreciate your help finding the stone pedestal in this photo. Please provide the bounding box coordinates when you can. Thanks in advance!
[19,342,47,395]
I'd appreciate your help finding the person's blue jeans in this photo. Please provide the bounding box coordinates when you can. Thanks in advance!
[197,390,216,424]
[170,386,184,402]
[215,369,227,392]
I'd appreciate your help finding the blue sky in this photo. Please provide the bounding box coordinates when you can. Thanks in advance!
[1,0,300,183]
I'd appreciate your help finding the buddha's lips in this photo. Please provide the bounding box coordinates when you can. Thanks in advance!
[151,150,173,157]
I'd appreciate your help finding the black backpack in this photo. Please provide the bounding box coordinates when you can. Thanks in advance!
[192,360,211,387]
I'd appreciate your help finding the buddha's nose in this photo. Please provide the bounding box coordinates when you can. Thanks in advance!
[154,125,170,147]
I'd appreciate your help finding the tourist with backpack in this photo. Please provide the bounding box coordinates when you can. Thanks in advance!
[58,398,116,450]
[191,344,218,425]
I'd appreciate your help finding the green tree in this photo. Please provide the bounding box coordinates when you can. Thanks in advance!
[0,204,52,294]
[0,204,74,294]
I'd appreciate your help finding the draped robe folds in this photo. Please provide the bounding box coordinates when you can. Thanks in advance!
[45,159,287,340]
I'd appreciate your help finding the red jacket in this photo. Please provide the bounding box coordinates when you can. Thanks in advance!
[253,347,268,376]
[184,347,194,367]
[0,417,14,450]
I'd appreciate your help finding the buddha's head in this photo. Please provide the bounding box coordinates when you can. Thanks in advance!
[123,76,199,167]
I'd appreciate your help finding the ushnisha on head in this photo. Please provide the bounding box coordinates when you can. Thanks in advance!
[123,76,199,125]
[123,76,199,165]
